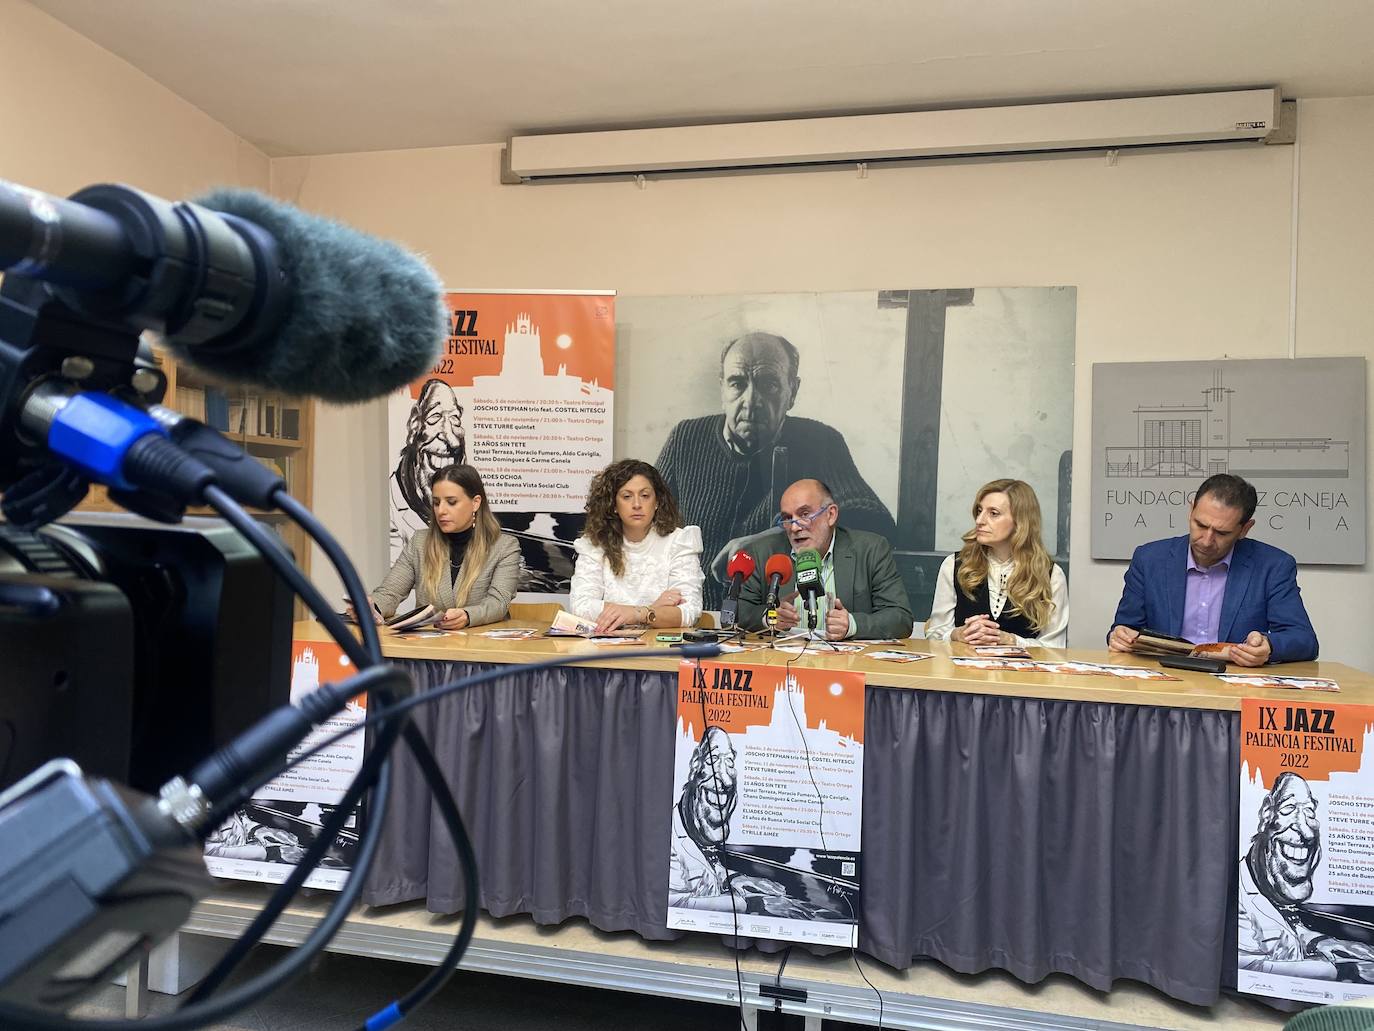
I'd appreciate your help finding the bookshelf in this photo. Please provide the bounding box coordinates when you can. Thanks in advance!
[77,351,316,613]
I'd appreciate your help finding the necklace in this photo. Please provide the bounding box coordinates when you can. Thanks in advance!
[989,561,1011,618]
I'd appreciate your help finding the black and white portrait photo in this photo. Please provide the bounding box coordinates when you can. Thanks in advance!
[619,288,1077,615]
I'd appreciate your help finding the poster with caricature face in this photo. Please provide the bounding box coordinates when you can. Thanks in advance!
[669,659,864,947]
[203,640,367,891]
[387,291,616,598]
[1238,698,1374,1004]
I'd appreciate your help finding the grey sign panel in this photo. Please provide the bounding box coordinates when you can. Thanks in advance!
[1091,358,1366,564]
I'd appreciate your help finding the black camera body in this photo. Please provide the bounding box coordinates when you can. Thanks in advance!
[0,760,215,1011]
[0,513,293,794]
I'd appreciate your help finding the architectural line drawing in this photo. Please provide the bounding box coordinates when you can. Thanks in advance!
[1103,370,1350,480]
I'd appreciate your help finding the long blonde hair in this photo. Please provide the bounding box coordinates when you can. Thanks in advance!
[955,478,1056,633]
[420,464,502,606]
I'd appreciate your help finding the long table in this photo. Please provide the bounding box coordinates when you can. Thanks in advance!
[292,621,1374,1008]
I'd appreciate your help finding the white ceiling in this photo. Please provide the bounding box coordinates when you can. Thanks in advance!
[28,0,1374,158]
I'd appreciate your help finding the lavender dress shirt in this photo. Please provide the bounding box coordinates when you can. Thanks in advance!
[1182,547,1232,643]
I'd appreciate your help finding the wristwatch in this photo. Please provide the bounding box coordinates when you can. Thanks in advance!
[645,606,657,626]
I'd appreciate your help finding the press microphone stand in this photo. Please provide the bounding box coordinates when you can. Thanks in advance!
[764,595,780,643]
[810,591,841,651]
[764,579,785,646]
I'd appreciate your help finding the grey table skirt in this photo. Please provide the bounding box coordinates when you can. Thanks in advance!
[360,659,1242,1007]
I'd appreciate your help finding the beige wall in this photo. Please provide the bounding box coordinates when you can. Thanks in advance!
[0,0,268,197]
[297,102,1374,671]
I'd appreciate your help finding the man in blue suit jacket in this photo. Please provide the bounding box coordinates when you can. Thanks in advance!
[1108,474,1318,665]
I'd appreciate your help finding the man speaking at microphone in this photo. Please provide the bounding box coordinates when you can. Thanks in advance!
[737,478,913,640]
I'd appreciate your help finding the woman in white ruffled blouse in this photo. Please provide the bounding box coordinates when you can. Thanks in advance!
[570,459,705,634]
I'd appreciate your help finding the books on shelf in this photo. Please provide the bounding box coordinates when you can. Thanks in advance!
[173,383,302,441]
[254,454,285,480]
[173,385,206,422]
[203,388,230,431]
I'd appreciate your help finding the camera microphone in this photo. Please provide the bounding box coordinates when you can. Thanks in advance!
[1,179,447,404]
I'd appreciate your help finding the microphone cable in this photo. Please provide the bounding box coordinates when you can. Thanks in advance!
[194,645,721,1031]
[0,484,404,1031]
[184,487,477,1015]
[690,658,749,1031]
[779,639,885,1029]
[0,483,477,1031]
[268,488,479,1030]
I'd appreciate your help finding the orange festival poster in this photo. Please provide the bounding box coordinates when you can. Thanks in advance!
[668,659,865,947]
[386,290,615,597]
[202,639,368,891]
[1238,698,1374,1004]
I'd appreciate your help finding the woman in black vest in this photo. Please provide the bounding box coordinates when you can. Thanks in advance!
[924,478,1068,648]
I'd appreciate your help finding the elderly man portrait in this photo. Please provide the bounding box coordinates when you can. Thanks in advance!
[656,331,896,607]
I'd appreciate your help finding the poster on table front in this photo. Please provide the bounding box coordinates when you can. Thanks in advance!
[203,640,366,891]
[1238,697,1374,1004]
[669,659,864,947]
[387,290,616,598]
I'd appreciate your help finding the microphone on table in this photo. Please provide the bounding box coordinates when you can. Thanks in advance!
[763,553,793,632]
[793,548,823,633]
[719,551,757,630]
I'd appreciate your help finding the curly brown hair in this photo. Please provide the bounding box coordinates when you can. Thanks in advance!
[583,459,683,577]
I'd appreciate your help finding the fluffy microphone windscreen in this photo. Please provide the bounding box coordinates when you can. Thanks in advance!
[182,189,447,403]
[764,553,794,581]
[726,550,757,579]
[794,548,822,582]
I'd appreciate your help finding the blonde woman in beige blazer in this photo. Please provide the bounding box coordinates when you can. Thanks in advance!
[362,464,522,629]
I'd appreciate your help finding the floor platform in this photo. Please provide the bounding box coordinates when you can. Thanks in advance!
[161,884,1296,1030]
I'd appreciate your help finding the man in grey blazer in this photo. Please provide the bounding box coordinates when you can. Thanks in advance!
[737,478,913,640]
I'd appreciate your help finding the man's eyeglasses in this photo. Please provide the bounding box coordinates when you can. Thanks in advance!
[773,504,833,530]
